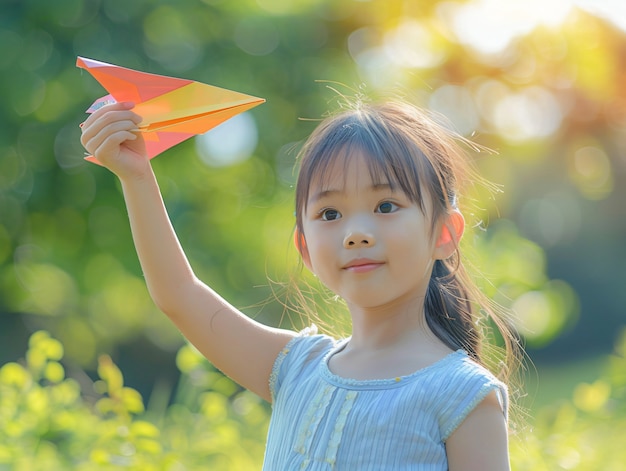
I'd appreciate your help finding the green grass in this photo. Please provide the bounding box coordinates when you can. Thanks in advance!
[522,354,607,414]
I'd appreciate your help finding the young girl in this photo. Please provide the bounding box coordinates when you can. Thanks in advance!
[80,98,518,470]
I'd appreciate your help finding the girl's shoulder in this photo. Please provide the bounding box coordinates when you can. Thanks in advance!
[435,351,509,440]
[269,325,340,401]
[445,351,507,396]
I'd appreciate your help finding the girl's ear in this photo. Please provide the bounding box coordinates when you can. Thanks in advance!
[434,210,465,260]
[294,228,312,270]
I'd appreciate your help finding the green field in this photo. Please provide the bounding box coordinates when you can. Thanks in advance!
[2,331,624,470]
[525,354,607,413]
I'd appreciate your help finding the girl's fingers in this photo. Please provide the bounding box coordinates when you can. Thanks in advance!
[80,116,141,149]
[79,102,148,172]
[86,109,141,134]
[84,101,136,123]
[85,129,141,164]
[97,131,138,157]
[81,118,139,154]
[80,102,141,138]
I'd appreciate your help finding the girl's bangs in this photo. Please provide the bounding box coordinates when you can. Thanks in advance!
[300,129,429,215]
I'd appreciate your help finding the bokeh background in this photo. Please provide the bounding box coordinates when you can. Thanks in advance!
[1,0,625,469]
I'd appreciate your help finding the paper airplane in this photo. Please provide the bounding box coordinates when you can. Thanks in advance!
[77,56,265,164]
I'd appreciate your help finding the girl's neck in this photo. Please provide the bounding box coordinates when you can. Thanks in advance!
[330,301,455,381]
[345,300,433,352]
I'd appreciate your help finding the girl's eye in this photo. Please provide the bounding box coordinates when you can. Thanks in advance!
[321,208,341,221]
[377,201,398,214]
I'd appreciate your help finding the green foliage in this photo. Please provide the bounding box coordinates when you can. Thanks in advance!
[0,331,267,470]
[2,330,625,469]
[1,0,625,467]
[510,329,626,470]
[2,0,624,370]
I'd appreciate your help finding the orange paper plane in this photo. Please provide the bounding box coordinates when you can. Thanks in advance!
[77,56,265,164]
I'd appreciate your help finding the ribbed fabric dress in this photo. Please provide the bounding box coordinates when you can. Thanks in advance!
[263,330,507,470]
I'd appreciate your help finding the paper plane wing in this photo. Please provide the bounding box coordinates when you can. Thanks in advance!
[77,56,265,163]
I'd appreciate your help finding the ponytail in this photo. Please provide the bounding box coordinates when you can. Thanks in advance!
[424,257,481,362]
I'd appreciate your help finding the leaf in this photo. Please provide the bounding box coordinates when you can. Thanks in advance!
[130,420,160,438]
[0,362,31,390]
[44,361,65,383]
[121,387,145,415]
[97,355,124,395]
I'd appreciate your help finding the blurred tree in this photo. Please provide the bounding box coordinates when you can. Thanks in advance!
[0,0,624,399]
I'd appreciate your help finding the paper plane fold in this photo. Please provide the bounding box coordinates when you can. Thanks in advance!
[77,56,265,163]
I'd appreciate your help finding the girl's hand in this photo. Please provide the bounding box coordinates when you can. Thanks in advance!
[80,102,149,180]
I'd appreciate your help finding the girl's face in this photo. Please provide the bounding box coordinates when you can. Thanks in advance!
[299,151,448,312]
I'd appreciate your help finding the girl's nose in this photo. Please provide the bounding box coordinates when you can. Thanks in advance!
[343,231,376,248]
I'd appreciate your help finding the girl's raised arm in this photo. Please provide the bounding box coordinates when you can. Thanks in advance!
[80,102,295,402]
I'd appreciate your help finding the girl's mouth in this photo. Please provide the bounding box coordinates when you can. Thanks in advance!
[343,259,384,273]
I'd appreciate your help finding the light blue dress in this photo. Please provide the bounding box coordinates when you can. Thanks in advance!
[263,331,508,470]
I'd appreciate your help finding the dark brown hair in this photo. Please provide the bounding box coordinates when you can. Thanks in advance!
[293,100,521,381]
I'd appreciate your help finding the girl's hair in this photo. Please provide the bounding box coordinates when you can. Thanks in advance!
[293,99,521,384]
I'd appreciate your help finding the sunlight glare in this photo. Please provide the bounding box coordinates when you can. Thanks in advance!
[492,86,562,141]
[575,0,626,32]
[195,112,259,167]
[383,19,446,69]
[443,0,626,57]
